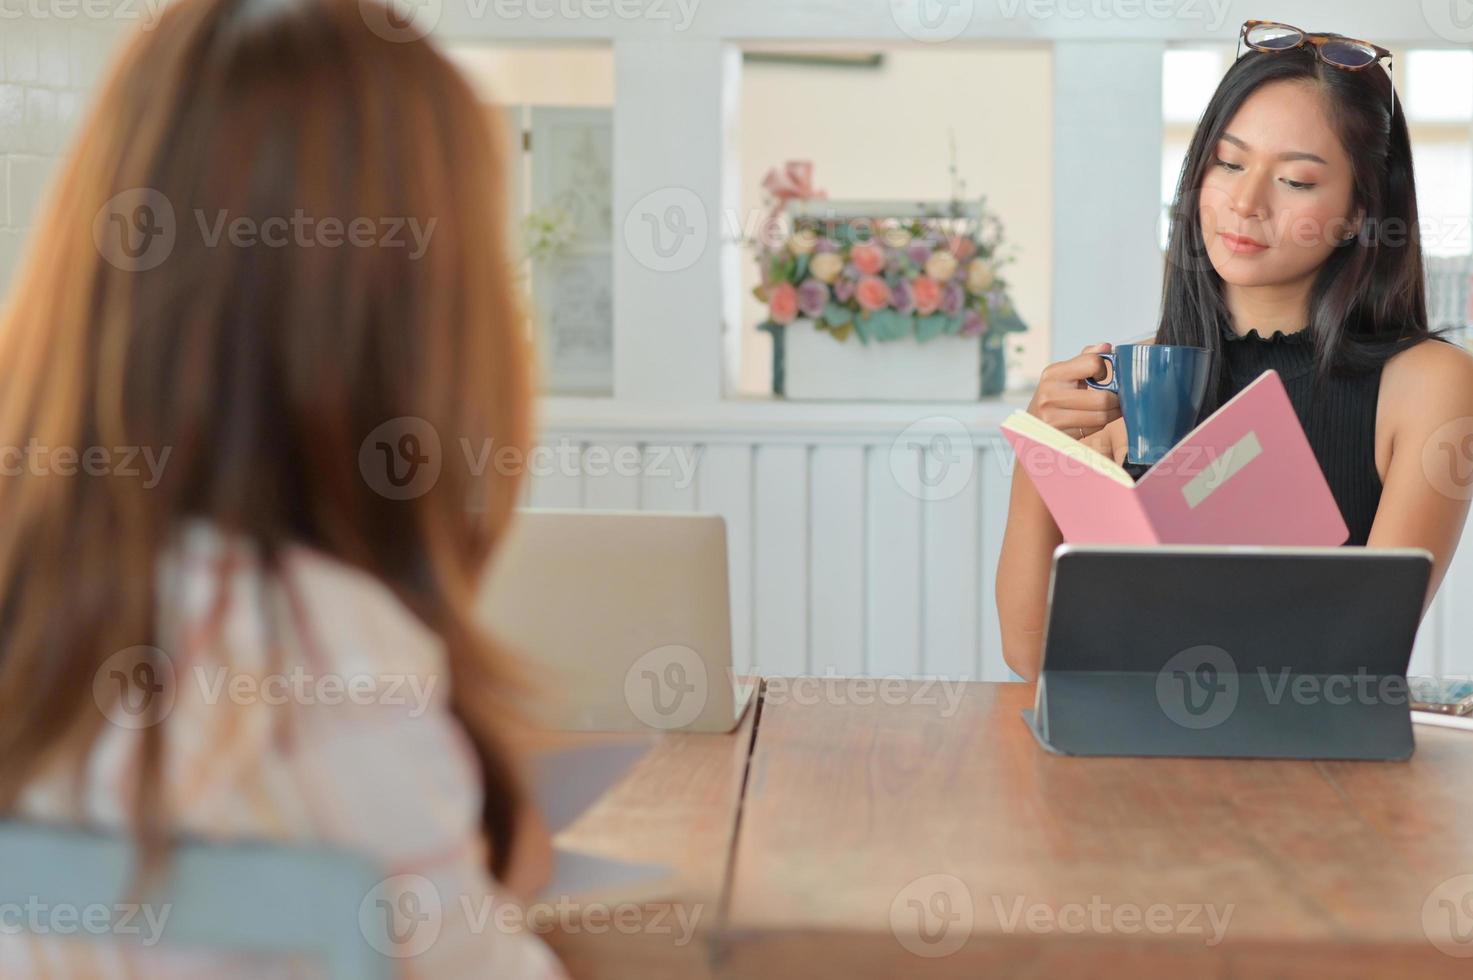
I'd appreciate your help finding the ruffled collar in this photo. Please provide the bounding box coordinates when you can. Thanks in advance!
[1219,321,1313,345]
[1216,320,1315,382]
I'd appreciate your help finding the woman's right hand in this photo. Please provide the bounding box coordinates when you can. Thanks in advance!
[1026,342,1122,441]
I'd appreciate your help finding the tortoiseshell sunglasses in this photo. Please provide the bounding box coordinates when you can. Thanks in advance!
[1237,20,1396,115]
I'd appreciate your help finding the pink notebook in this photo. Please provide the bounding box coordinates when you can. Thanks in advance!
[999,370,1349,546]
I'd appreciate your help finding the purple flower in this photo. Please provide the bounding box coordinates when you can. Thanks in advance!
[941,281,965,317]
[907,243,933,266]
[891,279,915,315]
[833,278,856,303]
[961,309,988,337]
[885,250,906,275]
[797,279,829,319]
[815,238,840,253]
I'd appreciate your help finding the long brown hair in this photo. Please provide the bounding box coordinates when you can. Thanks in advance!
[1160,43,1448,417]
[0,0,531,877]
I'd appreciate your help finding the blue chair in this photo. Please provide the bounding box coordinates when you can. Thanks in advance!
[0,821,393,979]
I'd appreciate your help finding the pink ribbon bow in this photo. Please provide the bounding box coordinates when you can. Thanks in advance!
[762,161,826,225]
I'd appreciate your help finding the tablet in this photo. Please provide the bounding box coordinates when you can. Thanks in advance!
[1023,544,1433,760]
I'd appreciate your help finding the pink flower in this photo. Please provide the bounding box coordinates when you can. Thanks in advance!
[851,242,885,276]
[856,276,892,312]
[911,275,942,315]
[948,236,978,262]
[769,282,799,324]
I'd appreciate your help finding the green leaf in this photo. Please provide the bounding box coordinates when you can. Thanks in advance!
[885,311,911,342]
[852,313,873,345]
[772,253,797,283]
[915,313,947,343]
[822,302,853,327]
[867,309,897,342]
[830,322,854,342]
[793,253,810,282]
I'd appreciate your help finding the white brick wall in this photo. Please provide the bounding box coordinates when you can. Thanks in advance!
[0,16,128,290]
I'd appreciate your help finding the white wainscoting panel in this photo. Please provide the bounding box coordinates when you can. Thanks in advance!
[697,444,755,673]
[752,445,810,676]
[866,445,923,677]
[530,398,1473,683]
[808,446,865,677]
[531,400,1026,681]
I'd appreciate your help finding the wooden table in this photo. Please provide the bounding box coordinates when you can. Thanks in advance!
[549,681,1473,978]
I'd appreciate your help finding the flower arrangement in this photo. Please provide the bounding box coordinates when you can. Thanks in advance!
[752,164,1028,349]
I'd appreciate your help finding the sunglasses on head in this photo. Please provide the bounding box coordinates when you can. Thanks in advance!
[1237,20,1396,115]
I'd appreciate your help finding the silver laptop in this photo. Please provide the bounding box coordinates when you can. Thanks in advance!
[477,509,756,733]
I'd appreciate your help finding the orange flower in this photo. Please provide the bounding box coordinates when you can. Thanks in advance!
[856,276,892,312]
[911,275,942,315]
[769,281,799,324]
[851,242,885,276]
[948,236,978,262]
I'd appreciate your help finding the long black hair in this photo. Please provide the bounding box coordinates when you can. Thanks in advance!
[1159,42,1450,416]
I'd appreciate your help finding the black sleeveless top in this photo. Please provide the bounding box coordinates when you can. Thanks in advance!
[1122,324,1385,546]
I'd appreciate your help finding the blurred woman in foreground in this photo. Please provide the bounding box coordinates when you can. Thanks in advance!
[0,0,563,974]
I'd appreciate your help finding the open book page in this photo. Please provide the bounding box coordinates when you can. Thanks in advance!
[1000,410,1134,488]
[999,412,1158,543]
[1128,369,1347,545]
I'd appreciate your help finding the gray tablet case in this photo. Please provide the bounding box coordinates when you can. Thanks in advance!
[1022,545,1433,761]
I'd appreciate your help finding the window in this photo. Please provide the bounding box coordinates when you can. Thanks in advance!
[448,45,616,395]
[737,42,1053,396]
[1160,47,1232,249]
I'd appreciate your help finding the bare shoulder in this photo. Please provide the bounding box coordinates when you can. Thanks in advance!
[1381,337,1473,436]
[1383,336,1473,393]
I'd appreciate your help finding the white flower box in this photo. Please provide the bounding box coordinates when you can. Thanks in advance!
[778,318,982,402]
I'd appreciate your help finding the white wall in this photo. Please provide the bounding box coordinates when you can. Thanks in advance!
[0,18,120,292]
[449,42,1055,395]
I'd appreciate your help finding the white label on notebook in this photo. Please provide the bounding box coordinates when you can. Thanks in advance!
[1181,431,1262,509]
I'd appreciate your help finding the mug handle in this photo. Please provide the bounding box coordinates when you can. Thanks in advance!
[1083,352,1117,393]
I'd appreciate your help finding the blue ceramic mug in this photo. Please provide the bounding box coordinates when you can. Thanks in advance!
[1084,344,1213,465]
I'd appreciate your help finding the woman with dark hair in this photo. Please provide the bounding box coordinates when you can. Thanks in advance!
[999,22,1473,681]
[0,0,565,974]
